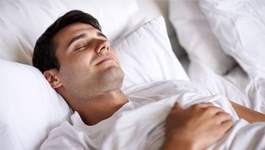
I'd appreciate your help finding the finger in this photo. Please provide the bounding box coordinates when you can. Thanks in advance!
[220,120,233,133]
[215,112,233,124]
[206,106,225,116]
[192,102,214,109]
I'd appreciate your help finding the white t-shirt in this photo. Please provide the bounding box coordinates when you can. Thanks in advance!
[40,81,265,150]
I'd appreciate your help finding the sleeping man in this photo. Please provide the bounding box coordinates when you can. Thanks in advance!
[33,10,265,149]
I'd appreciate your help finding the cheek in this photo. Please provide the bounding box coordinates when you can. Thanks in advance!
[59,60,90,83]
[110,50,121,66]
[61,53,94,72]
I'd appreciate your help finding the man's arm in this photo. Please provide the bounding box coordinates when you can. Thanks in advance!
[161,102,233,150]
[230,101,265,123]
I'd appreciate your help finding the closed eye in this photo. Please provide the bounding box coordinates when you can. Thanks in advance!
[75,45,87,51]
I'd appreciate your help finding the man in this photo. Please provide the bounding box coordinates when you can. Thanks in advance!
[33,10,265,149]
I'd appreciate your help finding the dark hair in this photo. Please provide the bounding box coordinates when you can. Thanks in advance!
[32,10,101,73]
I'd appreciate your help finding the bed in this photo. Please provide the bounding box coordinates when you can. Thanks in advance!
[0,0,264,149]
[169,0,265,114]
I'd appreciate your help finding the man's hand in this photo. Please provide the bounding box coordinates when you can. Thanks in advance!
[161,102,233,150]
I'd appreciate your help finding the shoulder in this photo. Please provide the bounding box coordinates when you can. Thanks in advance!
[40,116,96,150]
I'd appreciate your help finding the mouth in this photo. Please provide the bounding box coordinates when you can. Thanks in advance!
[95,55,115,66]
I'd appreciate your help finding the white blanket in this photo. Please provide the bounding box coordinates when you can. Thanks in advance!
[41,81,265,149]
[197,0,265,114]
[189,61,265,113]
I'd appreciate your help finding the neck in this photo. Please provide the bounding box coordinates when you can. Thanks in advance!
[69,89,128,125]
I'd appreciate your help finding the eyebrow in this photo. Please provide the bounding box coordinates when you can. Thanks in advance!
[97,32,107,39]
[67,31,107,48]
[67,33,87,48]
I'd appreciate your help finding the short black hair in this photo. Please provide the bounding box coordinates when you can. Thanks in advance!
[32,10,101,73]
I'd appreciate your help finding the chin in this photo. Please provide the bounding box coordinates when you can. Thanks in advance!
[103,67,124,83]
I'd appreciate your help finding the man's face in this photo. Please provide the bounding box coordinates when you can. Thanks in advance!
[52,23,124,100]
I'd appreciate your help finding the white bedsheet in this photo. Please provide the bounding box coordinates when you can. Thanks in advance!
[194,0,265,114]
[40,81,265,149]
[188,60,265,113]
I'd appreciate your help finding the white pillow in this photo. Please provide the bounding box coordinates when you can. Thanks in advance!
[112,16,190,89]
[169,0,236,75]
[0,59,71,150]
[125,0,185,57]
[0,0,137,64]
[199,0,265,80]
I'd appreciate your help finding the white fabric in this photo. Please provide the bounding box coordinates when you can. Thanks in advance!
[40,81,265,149]
[113,16,189,89]
[0,0,138,64]
[199,0,265,80]
[224,66,249,93]
[189,60,265,113]
[169,0,236,75]
[0,59,71,150]
[199,0,265,113]
[131,0,185,57]
[188,61,252,109]
[223,66,265,113]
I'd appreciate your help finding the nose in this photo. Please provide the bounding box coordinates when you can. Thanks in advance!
[96,40,110,54]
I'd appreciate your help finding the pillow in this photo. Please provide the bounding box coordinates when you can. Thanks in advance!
[0,0,137,64]
[124,0,186,57]
[199,0,265,80]
[0,59,71,150]
[112,16,190,89]
[169,0,236,75]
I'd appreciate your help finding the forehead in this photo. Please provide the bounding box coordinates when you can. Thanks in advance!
[53,23,98,45]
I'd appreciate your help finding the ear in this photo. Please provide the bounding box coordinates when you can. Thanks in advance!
[43,69,62,89]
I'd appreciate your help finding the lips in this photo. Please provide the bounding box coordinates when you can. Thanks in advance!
[95,55,115,66]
